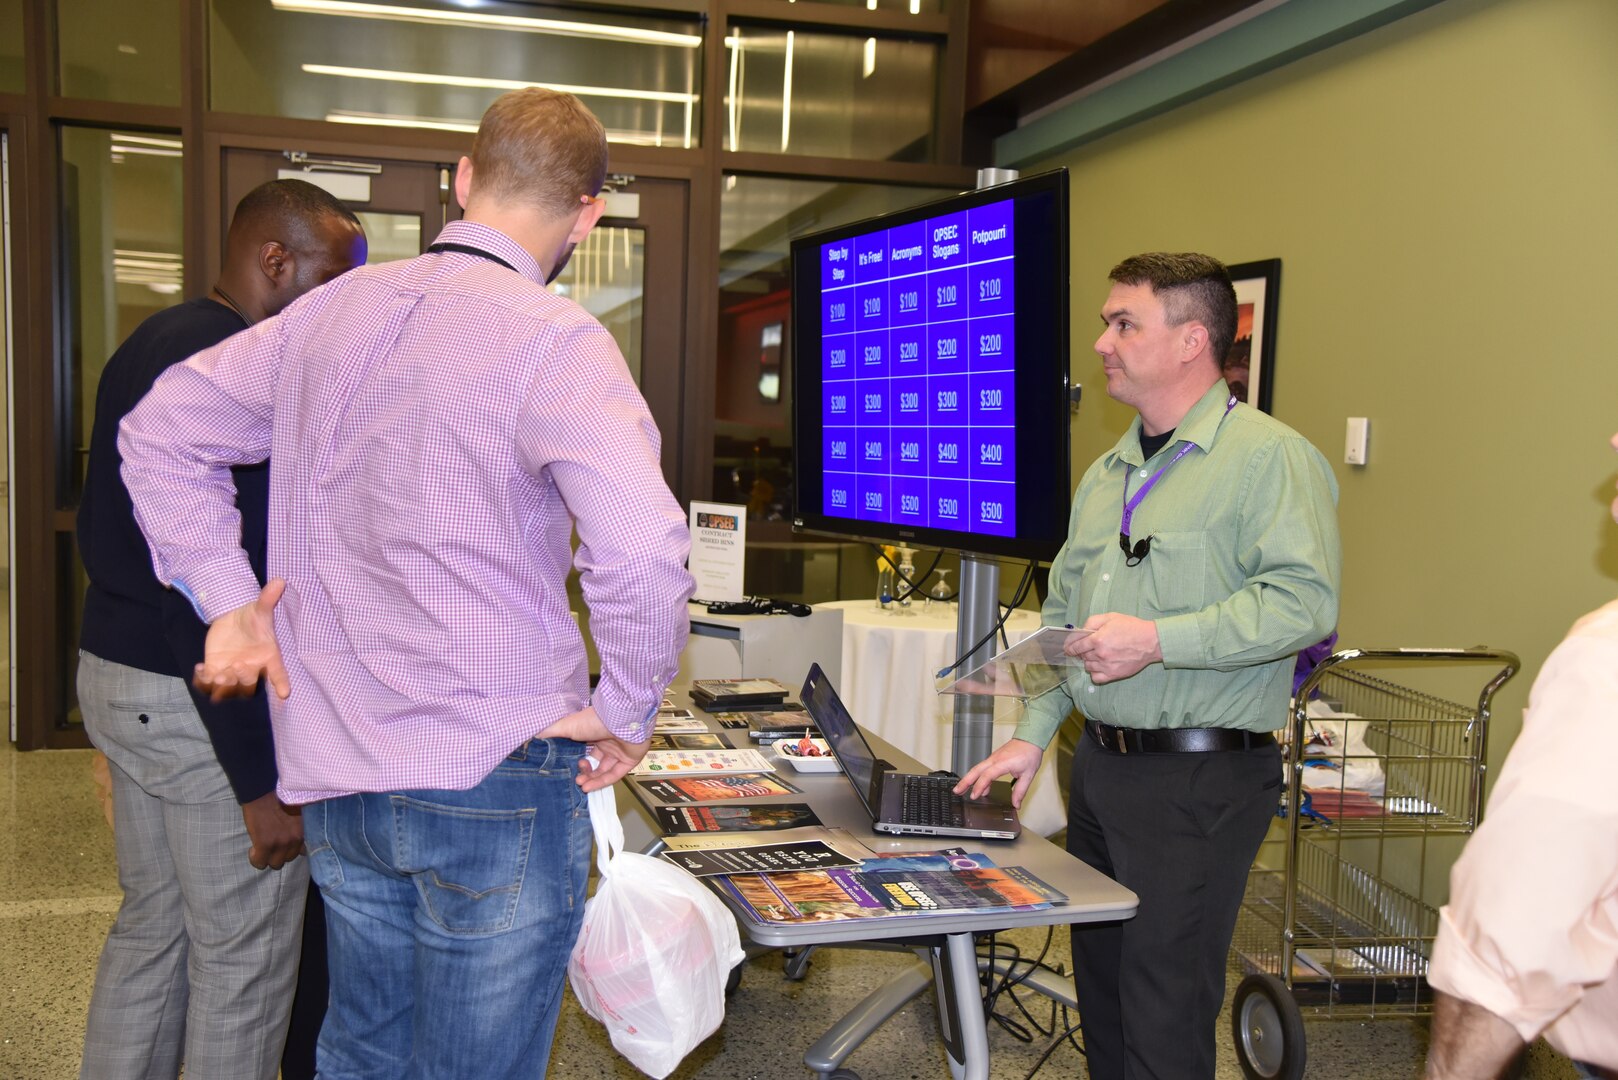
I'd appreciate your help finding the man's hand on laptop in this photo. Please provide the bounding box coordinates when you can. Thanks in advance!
[954,738,1044,808]
[546,706,651,792]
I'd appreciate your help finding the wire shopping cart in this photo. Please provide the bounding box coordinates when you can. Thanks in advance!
[1229,648,1520,1080]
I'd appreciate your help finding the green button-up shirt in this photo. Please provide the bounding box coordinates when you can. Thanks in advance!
[1014,380,1341,748]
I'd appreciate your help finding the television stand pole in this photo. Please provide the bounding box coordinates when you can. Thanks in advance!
[950,553,1003,775]
[949,167,1021,776]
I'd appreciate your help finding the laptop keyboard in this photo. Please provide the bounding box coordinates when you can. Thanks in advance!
[899,774,967,828]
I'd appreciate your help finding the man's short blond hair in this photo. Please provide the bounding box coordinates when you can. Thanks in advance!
[469,88,609,219]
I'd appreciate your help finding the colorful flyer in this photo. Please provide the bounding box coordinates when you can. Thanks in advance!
[630,748,775,776]
[635,773,802,803]
[655,803,823,834]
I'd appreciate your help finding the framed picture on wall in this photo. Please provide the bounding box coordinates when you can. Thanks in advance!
[1225,259,1281,414]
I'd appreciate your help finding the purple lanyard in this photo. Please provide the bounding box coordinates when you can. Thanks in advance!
[1120,396,1236,538]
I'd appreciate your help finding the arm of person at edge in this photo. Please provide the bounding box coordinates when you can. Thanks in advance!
[1425,629,1618,1079]
[1425,991,1525,1079]
[957,437,1340,804]
[954,478,1090,807]
[517,318,694,793]
[120,312,289,700]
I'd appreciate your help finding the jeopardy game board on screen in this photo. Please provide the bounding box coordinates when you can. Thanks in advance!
[819,198,1018,536]
[791,170,1071,562]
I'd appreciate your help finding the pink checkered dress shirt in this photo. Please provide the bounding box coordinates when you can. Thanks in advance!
[1429,597,1618,1070]
[119,221,694,803]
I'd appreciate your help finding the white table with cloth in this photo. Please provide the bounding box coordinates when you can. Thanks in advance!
[818,598,1067,836]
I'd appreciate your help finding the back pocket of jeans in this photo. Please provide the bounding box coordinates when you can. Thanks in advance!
[391,797,536,935]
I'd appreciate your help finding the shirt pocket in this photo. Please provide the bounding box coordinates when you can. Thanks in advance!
[1139,530,1207,617]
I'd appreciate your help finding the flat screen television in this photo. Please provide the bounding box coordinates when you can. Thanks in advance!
[789,169,1071,562]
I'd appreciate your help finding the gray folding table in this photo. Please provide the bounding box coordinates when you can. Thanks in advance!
[629,710,1137,1080]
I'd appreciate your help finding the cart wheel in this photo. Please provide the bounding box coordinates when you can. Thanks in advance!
[1232,973,1306,1080]
[725,961,744,997]
[823,1071,861,1080]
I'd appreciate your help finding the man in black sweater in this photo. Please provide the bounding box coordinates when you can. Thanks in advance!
[76,179,365,1080]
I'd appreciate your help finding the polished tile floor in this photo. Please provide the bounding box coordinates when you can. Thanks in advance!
[0,740,1583,1079]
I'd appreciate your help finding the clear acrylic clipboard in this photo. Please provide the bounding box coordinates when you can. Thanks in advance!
[935,625,1090,699]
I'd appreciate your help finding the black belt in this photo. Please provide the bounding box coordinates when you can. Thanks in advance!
[1086,720,1274,754]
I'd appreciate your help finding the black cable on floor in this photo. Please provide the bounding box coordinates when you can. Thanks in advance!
[1021,1016,1087,1080]
[974,928,1089,1079]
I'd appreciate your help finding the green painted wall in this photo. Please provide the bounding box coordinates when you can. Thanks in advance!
[1032,0,1618,783]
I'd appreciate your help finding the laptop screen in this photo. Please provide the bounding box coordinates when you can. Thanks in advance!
[799,664,884,818]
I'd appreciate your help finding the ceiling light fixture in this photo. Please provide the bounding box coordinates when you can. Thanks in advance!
[271,0,699,48]
[112,134,183,149]
[781,31,794,153]
[114,248,183,261]
[727,26,743,151]
[324,111,672,145]
[325,111,478,134]
[302,63,698,104]
[109,145,184,158]
[114,257,186,272]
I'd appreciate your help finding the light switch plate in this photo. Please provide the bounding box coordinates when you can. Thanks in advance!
[1345,417,1370,466]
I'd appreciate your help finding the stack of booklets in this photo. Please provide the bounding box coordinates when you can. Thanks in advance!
[710,704,808,733]
[690,677,791,711]
[711,848,1067,925]
[745,713,819,744]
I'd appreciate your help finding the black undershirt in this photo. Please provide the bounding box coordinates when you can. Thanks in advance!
[1139,427,1177,461]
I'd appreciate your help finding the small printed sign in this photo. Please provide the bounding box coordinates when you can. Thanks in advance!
[689,500,747,602]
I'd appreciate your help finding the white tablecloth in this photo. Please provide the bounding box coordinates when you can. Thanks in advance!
[820,599,1066,836]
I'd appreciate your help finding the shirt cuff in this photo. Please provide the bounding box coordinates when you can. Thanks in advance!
[590,678,657,744]
[175,551,262,623]
[1429,907,1577,1045]
[1156,613,1203,669]
[1013,691,1073,749]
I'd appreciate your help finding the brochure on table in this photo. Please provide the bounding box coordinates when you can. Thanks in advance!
[936,624,1089,699]
[711,848,1069,925]
[631,748,775,775]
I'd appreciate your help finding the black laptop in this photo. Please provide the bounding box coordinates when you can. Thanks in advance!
[800,664,1021,841]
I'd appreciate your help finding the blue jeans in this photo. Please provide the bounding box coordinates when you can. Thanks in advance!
[305,738,592,1080]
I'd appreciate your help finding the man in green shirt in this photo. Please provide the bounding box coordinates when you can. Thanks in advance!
[957,252,1340,1079]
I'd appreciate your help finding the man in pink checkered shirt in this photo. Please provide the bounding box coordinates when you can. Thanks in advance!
[120,89,694,1079]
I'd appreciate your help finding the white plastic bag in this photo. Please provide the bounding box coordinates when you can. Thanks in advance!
[1299,700,1387,796]
[567,784,745,1078]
